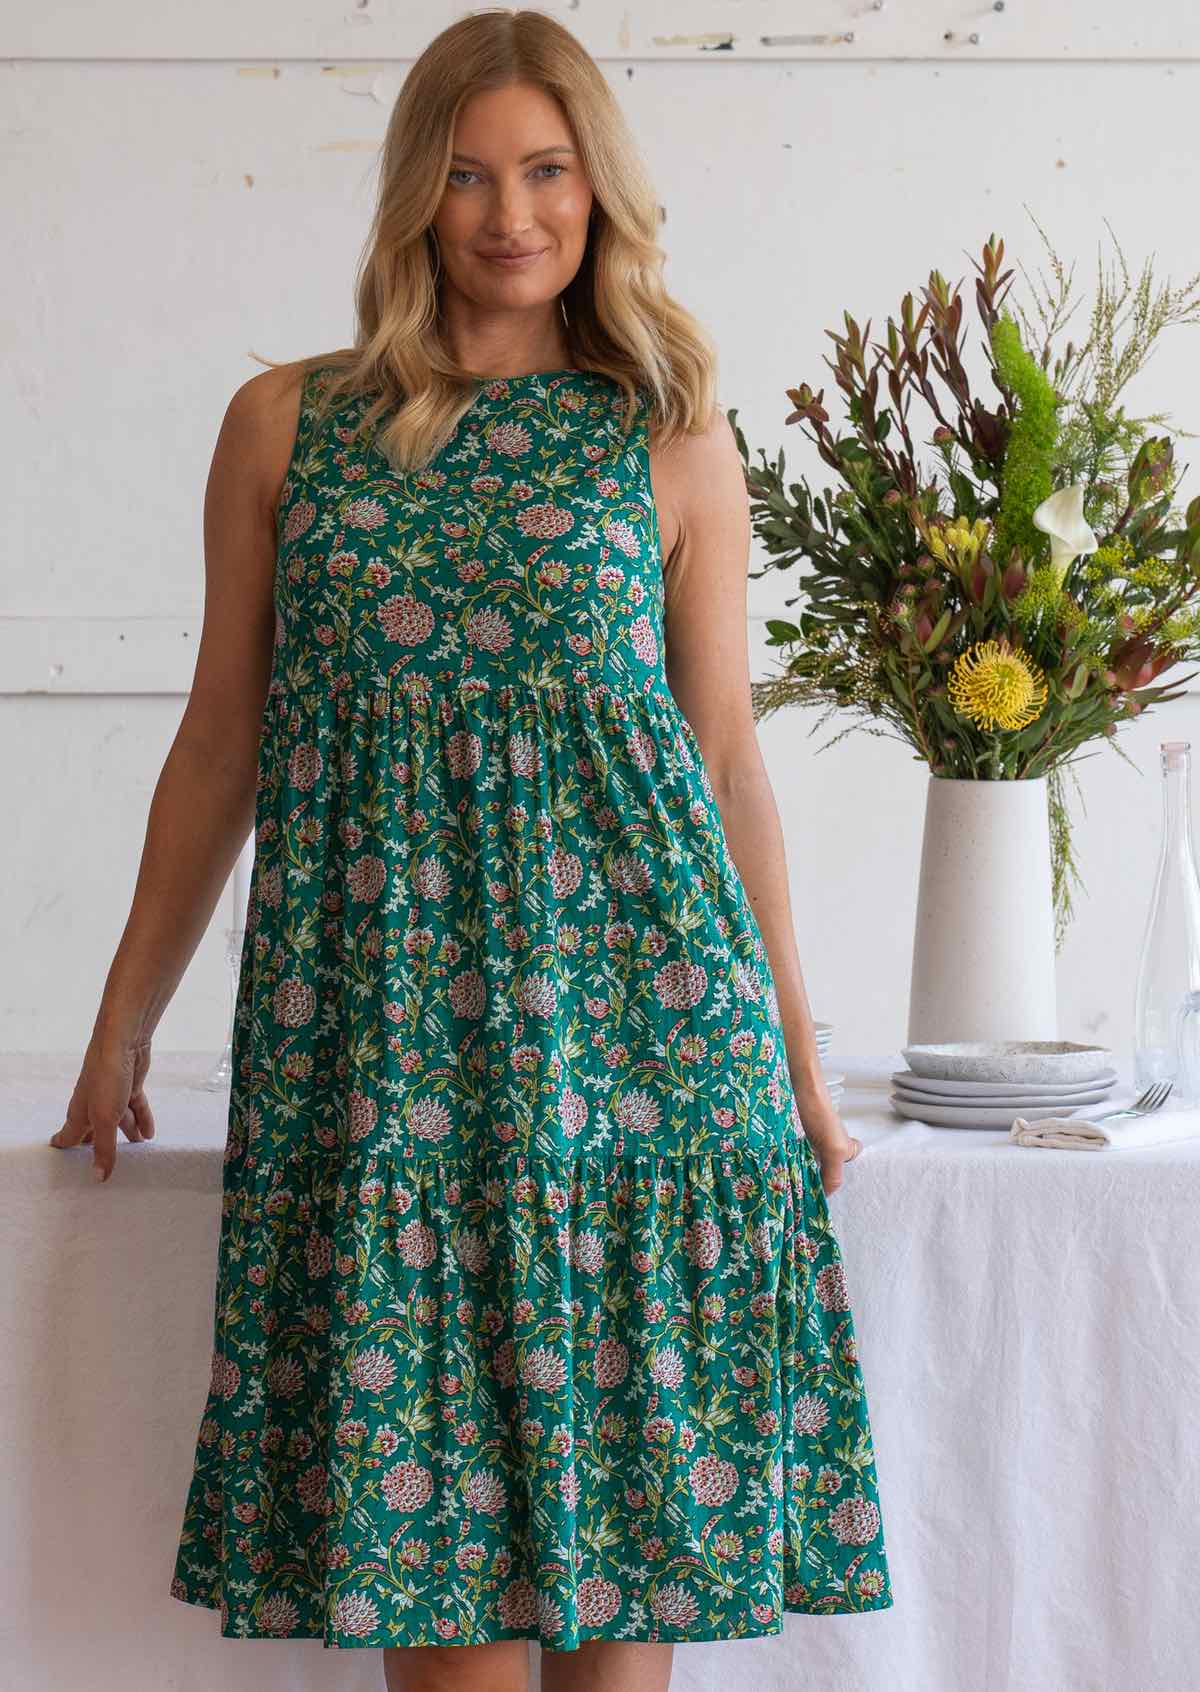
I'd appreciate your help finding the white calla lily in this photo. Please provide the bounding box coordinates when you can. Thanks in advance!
[1032,482,1098,584]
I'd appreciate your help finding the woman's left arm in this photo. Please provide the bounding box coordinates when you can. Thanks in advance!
[652,402,861,1185]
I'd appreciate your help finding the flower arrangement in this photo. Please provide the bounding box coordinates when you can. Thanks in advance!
[730,223,1200,946]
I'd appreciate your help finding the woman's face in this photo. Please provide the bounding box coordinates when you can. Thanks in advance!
[432,81,594,324]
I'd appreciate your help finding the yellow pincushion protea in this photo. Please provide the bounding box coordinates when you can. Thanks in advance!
[947,637,1048,732]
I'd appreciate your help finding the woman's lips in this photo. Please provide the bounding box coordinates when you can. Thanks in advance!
[481,249,546,269]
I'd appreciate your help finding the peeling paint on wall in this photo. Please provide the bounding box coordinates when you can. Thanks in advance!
[651,33,735,51]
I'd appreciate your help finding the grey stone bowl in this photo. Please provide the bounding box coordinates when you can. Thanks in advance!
[900,1040,1114,1085]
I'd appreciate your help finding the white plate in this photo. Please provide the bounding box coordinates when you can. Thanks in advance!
[890,1096,1099,1129]
[891,1068,1118,1100]
[902,1041,1113,1085]
[893,1081,1113,1111]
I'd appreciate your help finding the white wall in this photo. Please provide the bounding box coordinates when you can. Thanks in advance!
[5,2,1200,1062]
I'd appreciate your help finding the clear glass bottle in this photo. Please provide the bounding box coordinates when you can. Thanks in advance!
[1133,741,1200,1092]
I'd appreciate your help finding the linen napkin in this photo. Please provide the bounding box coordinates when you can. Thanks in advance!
[1010,1102,1200,1150]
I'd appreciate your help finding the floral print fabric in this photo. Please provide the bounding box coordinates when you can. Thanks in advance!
[169,364,894,1647]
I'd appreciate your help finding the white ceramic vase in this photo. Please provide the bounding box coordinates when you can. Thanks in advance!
[907,774,1058,1044]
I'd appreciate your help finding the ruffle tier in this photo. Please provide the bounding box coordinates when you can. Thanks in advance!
[170,1135,894,1647]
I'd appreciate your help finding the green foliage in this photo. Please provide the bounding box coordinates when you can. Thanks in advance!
[987,312,1060,574]
[733,222,1200,946]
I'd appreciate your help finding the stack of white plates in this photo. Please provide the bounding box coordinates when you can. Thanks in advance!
[813,1021,843,1105]
[891,1040,1117,1129]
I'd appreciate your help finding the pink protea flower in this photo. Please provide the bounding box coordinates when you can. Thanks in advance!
[687,1453,739,1507]
[828,1494,881,1546]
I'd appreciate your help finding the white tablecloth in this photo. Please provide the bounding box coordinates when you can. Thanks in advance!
[3,1051,1198,1692]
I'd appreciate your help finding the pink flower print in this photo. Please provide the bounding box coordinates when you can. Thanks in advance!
[343,495,389,531]
[272,978,316,1028]
[558,1464,579,1508]
[733,960,764,1002]
[381,1459,434,1511]
[346,854,386,903]
[414,855,453,901]
[454,1228,490,1274]
[507,731,543,778]
[281,498,315,543]
[749,1220,773,1261]
[608,851,651,895]
[597,563,625,592]
[577,1576,622,1626]
[547,846,582,898]
[498,1578,537,1629]
[265,1354,305,1398]
[346,1090,378,1142]
[536,1591,565,1637]
[466,1469,507,1515]
[448,968,486,1019]
[770,1457,784,1498]
[518,971,557,1018]
[688,1453,739,1507]
[683,1217,723,1268]
[257,1592,299,1635]
[829,1494,882,1546]
[492,1339,517,1390]
[602,516,640,559]
[516,503,574,540]
[332,1592,380,1638]
[793,1393,830,1437]
[210,1351,240,1401]
[653,960,708,1010]
[288,743,323,791]
[349,1347,396,1393]
[629,612,658,666]
[483,418,534,456]
[466,607,515,654]
[305,1232,333,1278]
[520,1345,568,1392]
[446,729,482,778]
[627,727,658,771]
[378,592,434,645]
[408,1096,453,1145]
[256,862,283,912]
[295,1462,329,1513]
[397,1218,438,1268]
[615,1089,663,1135]
[558,1086,588,1140]
[649,1583,700,1627]
[568,1229,605,1274]
[594,1338,628,1389]
[815,1262,850,1312]
[650,1345,685,1390]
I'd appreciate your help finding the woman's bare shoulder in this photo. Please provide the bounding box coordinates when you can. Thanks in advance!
[227,364,309,515]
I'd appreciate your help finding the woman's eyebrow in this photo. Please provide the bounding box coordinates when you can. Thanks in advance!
[450,145,577,166]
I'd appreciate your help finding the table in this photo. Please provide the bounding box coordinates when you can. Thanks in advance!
[3,1051,1198,1692]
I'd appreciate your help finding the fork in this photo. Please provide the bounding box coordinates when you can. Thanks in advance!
[1087,1079,1175,1122]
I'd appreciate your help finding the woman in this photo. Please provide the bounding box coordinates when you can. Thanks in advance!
[51,10,892,1689]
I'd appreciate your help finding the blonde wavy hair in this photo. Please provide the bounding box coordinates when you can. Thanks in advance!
[257,8,718,528]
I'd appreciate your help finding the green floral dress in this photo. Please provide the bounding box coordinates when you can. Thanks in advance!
[169,364,894,1649]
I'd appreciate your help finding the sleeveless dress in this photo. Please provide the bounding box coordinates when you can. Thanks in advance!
[169,363,894,1648]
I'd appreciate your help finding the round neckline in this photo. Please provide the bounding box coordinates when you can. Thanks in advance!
[470,367,585,383]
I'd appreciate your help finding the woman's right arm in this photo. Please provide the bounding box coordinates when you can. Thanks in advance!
[49,364,305,1182]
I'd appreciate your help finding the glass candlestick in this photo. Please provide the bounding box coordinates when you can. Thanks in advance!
[203,922,246,1090]
[1133,741,1200,1091]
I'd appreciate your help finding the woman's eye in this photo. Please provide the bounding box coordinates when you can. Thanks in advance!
[448,163,566,186]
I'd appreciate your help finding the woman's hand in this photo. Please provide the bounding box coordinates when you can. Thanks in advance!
[49,1034,156,1183]
[792,1076,862,1197]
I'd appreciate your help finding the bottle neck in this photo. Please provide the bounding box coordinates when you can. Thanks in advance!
[1161,755,1198,871]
